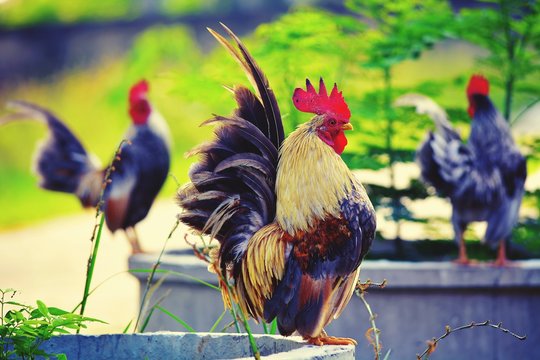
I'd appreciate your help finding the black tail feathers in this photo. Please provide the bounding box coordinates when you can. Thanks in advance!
[2,101,100,203]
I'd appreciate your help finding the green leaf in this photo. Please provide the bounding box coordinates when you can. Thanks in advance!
[47,307,69,316]
[270,318,278,335]
[4,301,30,308]
[36,300,50,318]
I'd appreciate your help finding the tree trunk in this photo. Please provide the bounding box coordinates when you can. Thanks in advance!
[501,0,515,122]
[503,75,514,121]
[383,66,402,243]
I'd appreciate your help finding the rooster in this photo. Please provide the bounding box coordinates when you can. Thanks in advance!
[0,80,171,254]
[396,75,527,266]
[178,24,375,345]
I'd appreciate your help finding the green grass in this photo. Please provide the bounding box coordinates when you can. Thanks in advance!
[0,168,81,228]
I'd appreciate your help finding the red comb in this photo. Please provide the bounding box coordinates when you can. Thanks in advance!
[292,78,351,122]
[129,80,149,103]
[467,74,489,97]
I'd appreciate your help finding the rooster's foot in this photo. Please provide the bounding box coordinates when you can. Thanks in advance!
[490,257,513,268]
[452,257,478,266]
[304,335,357,346]
[491,241,513,267]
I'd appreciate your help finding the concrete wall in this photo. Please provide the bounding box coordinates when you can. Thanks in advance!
[40,332,354,360]
[129,252,540,360]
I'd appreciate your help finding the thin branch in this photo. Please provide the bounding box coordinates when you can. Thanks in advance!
[356,279,388,292]
[184,233,213,263]
[78,140,130,330]
[359,292,381,360]
[355,279,387,360]
[416,320,527,359]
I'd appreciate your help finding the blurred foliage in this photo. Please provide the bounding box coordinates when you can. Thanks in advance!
[345,0,455,236]
[346,0,455,68]
[0,0,133,26]
[458,0,540,120]
[0,0,222,28]
[252,8,365,131]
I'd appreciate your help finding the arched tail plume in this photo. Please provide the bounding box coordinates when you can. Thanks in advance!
[1,100,102,206]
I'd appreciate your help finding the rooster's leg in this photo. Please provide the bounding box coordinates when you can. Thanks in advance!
[492,241,510,267]
[453,231,471,265]
[304,330,357,346]
[126,227,144,254]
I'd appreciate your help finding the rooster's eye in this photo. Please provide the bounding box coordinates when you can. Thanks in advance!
[328,119,336,126]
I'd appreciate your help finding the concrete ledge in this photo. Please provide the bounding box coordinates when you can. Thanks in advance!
[40,332,354,360]
[129,252,540,288]
[361,259,540,288]
[129,252,539,359]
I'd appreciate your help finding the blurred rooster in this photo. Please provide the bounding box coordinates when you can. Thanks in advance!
[178,25,375,345]
[396,75,527,266]
[0,80,171,253]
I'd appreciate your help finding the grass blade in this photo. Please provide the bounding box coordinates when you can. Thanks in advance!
[235,303,260,360]
[134,218,180,332]
[155,306,196,333]
[77,213,105,331]
[122,319,133,334]
[209,310,227,333]
[269,318,277,335]
[137,276,170,332]
[129,268,219,291]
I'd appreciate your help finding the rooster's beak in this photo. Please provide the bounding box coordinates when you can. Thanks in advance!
[342,123,353,131]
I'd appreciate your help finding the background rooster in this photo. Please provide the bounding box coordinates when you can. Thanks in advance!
[0,80,171,254]
[396,75,527,266]
[178,24,375,345]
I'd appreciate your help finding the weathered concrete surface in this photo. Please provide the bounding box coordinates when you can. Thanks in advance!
[40,332,354,360]
[130,253,540,360]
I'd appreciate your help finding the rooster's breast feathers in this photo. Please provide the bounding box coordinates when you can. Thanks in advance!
[104,114,170,232]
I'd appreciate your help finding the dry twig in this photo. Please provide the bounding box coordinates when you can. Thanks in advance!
[355,279,387,360]
[416,320,526,359]
[184,233,213,263]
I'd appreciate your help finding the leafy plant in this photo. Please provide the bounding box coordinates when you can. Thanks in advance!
[0,289,103,360]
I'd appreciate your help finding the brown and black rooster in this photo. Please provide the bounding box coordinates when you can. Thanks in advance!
[0,80,171,253]
[178,24,376,345]
[397,75,527,266]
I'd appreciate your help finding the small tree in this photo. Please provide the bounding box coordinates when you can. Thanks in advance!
[459,0,540,121]
[345,0,454,241]
[252,7,365,132]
